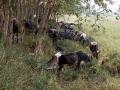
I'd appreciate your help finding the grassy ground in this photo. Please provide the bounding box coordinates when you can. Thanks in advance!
[0,18,120,90]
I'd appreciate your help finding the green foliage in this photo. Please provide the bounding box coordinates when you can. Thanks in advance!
[57,0,80,14]
[33,73,49,90]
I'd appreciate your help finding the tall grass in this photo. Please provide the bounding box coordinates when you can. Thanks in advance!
[0,18,120,90]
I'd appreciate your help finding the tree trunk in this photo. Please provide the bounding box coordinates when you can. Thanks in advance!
[40,0,55,35]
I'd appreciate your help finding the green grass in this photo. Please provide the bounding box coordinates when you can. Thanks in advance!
[0,18,120,90]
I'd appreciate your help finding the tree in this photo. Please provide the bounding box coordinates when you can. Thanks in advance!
[0,0,113,44]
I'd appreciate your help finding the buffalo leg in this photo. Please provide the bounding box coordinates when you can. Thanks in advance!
[16,32,18,43]
[75,61,80,70]
[12,34,14,43]
[95,52,99,59]
[57,65,63,77]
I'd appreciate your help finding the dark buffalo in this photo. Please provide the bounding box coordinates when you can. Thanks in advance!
[48,28,76,40]
[46,51,92,76]
[23,19,39,35]
[59,22,75,32]
[58,31,76,40]
[12,18,19,43]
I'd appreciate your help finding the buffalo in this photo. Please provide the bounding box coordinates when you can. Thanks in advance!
[12,18,19,43]
[89,41,100,59]
[46,51,92,76]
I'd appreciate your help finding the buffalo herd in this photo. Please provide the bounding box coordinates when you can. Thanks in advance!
[46,21,100,74]
[11,16,100,74]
